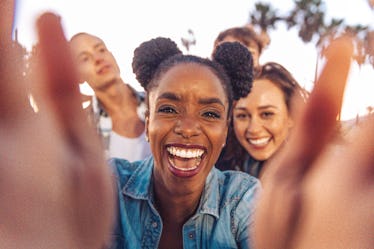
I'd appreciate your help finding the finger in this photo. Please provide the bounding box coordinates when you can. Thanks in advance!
[36,13,101,150]
[36,13,115,246]
[253,37,354,249]
[36,13,81,117]
[0,0,15,42]
[278,36,354,179]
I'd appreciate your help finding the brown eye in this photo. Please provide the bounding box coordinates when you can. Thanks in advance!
[234,112,248,120]
[158,106,177,114]
[203,111,220,119]
[261,112,274,119]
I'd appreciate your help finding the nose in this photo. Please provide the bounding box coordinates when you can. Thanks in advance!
[93,53,104,65]
[174,115,201,139]
[246,116,262,135]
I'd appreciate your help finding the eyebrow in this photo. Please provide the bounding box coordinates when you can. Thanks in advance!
[157,92,180,101]
[235,105,279,110]
[157,92,226,108]
[93,42,105,50]
[77,42,105,58]
[198,97,225,108]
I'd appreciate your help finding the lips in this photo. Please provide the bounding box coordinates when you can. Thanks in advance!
[166,145,206,177]
[97,64,111,74]
[247,137,271,147]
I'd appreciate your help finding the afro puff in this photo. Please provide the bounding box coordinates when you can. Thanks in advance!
[132,37,253,111]
[213,41,253,100]
[132,37,182,89]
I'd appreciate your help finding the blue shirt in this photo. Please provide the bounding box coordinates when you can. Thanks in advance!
[109,156,260,249]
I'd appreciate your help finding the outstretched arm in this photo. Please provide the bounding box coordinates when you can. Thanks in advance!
[0,2,115,248]
[253,36,374,249]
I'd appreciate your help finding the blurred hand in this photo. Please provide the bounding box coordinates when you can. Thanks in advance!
[0,2,115,248]
[253,36,374,249]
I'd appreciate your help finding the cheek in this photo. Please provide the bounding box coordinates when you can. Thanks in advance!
[209,123,228,148]
[268,118,291,140]
[147,119,165,138]
[80,66,94,80]
[233,121,247,139]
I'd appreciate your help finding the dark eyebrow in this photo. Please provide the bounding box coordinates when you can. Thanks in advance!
[258,105,278,110]
[157,92,180,101]
[234,106,247,111]
[157,92,225,108]
[235,105,278,111]
[198,97,225,108]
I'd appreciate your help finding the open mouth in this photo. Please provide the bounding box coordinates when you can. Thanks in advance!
[166,145,205,176]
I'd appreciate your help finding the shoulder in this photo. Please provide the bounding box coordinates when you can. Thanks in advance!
[210,169,260,243]
[213,168,261,203]
[108,157,145,185]
[216,168,260,189]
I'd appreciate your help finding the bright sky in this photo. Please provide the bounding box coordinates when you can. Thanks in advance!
[14,0,374,120]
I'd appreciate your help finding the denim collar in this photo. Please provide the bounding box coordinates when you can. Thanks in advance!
[122,157,220,219]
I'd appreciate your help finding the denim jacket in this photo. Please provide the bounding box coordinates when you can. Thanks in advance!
[109,156,260,249]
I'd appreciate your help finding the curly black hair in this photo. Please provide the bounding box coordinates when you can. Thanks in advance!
[132,37,253,114]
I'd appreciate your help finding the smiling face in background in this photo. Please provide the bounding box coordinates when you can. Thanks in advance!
[233,78,293,161]
[70,33,121,90]
[146,62,229,194]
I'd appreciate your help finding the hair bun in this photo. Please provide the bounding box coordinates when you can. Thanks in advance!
[132,37,182,89]
[213,42,253,100]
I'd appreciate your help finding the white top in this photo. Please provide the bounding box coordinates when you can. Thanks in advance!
[91,92,150,162]
[108,130,151,162]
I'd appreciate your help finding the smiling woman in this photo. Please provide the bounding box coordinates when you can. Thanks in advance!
[108,38,258,249]
[216,61,308,179]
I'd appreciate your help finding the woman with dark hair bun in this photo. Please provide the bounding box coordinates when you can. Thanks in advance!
[109,37,259,248]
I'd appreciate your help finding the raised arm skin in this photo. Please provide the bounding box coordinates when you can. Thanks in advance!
[0,3,115,248]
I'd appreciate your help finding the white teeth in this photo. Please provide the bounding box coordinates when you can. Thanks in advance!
[167,147,204,158]
[168,157,201,171]
[248,137,270,146]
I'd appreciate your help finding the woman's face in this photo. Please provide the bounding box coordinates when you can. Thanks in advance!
[233,78,293,161]
[146,63,229,194]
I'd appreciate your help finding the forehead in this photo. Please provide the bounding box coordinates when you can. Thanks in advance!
[237,78,285,106]
[150,63,228,103]
[70,34,104,54]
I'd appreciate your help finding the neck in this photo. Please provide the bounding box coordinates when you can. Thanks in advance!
[154,178,203,224]
[94,78,145,138]
[94,79,138,116]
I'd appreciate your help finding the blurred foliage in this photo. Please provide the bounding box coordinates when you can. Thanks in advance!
[249,0,374,68]
[181,29,196,52]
